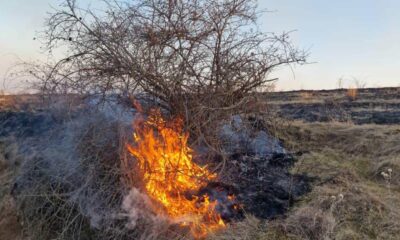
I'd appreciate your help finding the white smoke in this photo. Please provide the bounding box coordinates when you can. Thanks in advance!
[121,188,161,228]
[121,188,172,240]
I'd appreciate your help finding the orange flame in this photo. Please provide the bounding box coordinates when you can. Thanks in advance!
[347,88,357,100]
[126,108,225,238]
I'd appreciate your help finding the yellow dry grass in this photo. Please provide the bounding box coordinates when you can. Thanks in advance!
[347,88,358,100]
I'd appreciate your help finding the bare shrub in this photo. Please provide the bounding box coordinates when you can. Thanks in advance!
[353,78,367,89]
[26,0,306,144]
[10,1,308,238]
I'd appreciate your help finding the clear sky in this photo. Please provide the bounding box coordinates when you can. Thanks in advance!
[1,0,399,92]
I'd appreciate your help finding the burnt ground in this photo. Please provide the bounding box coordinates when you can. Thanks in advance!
[0,88,400,240]
[266,87,400,124]
[0,104,311,230]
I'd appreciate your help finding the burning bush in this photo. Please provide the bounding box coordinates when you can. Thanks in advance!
[18,0,308,151]
[0,98,310,239]
[9,1,310,236]
[11,2,310,236]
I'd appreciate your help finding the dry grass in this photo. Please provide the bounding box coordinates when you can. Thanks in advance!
[347,88,358,101]
[13,116,125,240]
[205,120,400,240]
[0,106,193,240]
[0,94,42,111]
[207,216,268,240]
[1,92,400,239]
[0,141,24,240]
[212,121,400,240]
[299,91,314,102]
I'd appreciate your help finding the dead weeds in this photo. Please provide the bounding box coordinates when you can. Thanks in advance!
[210,121,400,239]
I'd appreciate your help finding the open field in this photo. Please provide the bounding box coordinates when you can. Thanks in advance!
[267,87,400,124]
[0,88,399,239]
[210,88,400,239]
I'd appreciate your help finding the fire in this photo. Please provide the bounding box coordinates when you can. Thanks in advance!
[347,88,358,100]
[126,108,226,238]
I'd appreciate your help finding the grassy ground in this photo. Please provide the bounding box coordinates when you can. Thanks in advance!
[1,90,399,239]
[211,121,400,239]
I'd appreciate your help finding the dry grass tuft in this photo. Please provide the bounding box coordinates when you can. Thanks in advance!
[208,215,267,240]
[299,91,314,101]
[346,88,358,101]
[284,205,336,240]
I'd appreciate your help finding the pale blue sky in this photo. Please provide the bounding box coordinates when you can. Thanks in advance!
[1,0,399,92]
